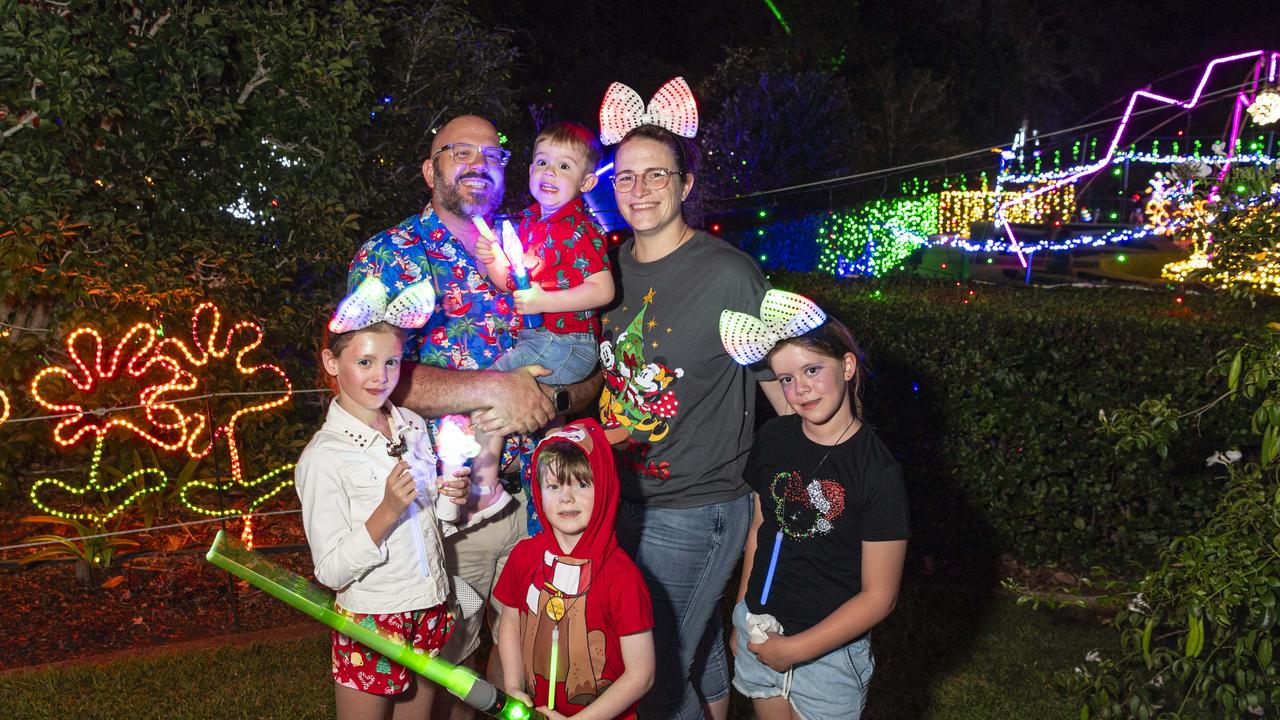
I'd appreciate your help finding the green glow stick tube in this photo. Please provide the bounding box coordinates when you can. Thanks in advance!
[206,530,542,720]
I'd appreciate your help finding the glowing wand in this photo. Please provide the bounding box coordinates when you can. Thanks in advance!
[206,531,544,720]
[499,220,542,329]
[760,530,782,604]
[437,415,482,516]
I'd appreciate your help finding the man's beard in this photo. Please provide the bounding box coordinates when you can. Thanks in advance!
[435,167,502,218]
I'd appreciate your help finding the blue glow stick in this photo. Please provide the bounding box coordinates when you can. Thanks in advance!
[760,530,782,604]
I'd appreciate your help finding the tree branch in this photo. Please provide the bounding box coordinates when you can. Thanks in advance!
[237,47,270,105]
[147,10,171,37]
[2,111,38,138]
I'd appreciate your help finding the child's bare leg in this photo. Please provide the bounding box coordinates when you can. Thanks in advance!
[390,675,435,720]
[752,695,800,720]
[335,682,390,720]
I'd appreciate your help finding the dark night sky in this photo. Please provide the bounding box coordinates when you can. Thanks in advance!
[465,0,1276,155]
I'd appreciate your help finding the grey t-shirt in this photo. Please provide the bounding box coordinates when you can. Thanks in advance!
[599,231,771,508]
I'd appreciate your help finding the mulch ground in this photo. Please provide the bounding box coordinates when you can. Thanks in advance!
[0,509,315,671]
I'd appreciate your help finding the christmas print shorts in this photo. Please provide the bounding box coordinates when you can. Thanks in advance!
[331,603,454,695]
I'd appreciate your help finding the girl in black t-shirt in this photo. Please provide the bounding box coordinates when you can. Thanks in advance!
[720,301,909,720]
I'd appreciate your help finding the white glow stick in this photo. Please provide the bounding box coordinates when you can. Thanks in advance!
[436,415,481,522]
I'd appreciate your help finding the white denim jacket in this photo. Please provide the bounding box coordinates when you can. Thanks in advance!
[295,399,449,614]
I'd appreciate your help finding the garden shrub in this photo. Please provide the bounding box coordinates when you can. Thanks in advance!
[1057,325,1280,718]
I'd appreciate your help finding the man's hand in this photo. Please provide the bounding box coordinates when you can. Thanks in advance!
[475,233,500,266]
[472,365,554,435]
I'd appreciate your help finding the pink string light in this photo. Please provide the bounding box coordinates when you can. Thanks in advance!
[996,50,1269,265]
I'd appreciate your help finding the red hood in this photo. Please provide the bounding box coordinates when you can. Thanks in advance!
[529,418,619,567]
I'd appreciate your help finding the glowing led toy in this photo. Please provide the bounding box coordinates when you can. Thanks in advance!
[500,220,542,329]
[996,51,1276,260]
[436,415,481,523]
[0,389,9,426]
[207,531,544,720]
[598,76,699,146]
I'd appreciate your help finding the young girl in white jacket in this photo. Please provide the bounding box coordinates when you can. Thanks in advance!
[296,278,469,720]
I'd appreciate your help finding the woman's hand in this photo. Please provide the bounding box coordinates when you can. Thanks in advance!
[379,461,417,516]
[439,465,470,505]
[536,708,569,720]
[506,688,533,707]
[747,632,799,673]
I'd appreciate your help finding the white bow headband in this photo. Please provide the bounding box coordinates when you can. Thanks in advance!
[329,276,436,334]
[599,76,699,146]
[719,290,827,366]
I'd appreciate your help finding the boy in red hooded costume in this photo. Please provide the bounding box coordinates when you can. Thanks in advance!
[493,418,654,719]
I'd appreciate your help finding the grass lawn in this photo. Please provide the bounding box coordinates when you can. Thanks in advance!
[1,579,1116,720]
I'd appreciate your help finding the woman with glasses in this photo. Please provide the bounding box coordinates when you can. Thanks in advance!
[598,121,786,720]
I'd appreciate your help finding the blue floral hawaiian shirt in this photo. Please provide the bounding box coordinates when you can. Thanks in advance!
[348,207,543,535]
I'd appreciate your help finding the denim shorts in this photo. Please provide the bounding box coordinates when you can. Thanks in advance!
[731,601,875,720]
[492,327,597,385]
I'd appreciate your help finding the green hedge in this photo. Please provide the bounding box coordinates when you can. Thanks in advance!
[775,273,1269,569]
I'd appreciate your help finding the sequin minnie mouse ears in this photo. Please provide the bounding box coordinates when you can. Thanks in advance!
[719,290,827,365]
[599,76,699,146]
[329,276,436,334]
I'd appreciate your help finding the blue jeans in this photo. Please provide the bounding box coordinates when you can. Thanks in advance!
[732,601,875,719]
[617,493,753,719]
[491,327,597,385]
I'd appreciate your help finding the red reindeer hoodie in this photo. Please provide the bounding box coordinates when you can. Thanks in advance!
[493,418,653,717]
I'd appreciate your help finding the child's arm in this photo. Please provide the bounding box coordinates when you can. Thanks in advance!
[364,460,419,546]
[513,270,614,316]
[297,456,416,591]
[541,630,654,720]
[497,604,533,706]
[747,539,906,672]
[476,232,515,291]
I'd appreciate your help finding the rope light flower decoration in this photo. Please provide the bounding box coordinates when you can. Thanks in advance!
[28,322,191,525]
[149,302,296,544]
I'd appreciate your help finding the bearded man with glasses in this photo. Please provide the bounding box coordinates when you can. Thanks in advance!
[347,115,600,719]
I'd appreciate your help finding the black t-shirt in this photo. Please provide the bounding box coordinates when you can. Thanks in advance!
[744,415,910,635]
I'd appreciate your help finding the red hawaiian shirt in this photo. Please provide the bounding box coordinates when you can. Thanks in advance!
[514,198,611,336]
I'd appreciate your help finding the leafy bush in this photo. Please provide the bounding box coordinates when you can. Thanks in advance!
[1048,326,1280,718]
[773,273,1267,569]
